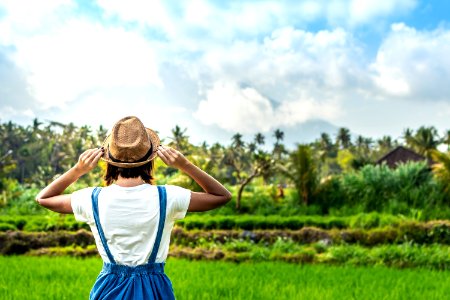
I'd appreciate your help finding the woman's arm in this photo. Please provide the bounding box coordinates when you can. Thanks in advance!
[156,145,232,212]
[35,148,104,213]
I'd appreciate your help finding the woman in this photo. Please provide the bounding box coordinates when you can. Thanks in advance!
[36,116,232,299]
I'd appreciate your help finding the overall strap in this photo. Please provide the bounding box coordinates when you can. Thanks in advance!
[148,186,167,264]
[91,187,116,264]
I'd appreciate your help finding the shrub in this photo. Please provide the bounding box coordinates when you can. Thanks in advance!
[324,162,449,218]
[0,223,16,231]
[0,230,95,255]
[27,245,98,257]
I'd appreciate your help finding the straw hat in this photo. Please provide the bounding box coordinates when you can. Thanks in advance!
[101,116,160,168]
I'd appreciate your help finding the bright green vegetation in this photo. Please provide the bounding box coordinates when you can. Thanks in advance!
[1,257,449,300]
[2,119,450,219]
[3,231,450,270]
[0,256,99,300]
[169,242,450,270]
[0,212,417,232]
[3,216,450,270]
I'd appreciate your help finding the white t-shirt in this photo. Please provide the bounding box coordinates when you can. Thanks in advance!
[71,184,191,266]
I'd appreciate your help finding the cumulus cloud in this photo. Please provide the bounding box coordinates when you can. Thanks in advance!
[0,0,74,44]
[372,23,450,101]
[194,81,341,133]
[96,0,418,42]
[199,25,368,95]
[347,0,417,26]
[3,19,162,108]
[192,27,361,132]
[194,81,274,133]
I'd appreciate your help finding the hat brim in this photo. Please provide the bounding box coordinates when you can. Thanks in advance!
[100,127,160,168]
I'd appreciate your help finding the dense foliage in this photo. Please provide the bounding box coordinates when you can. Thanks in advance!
[0,212,410,232]
[1,119,450,218]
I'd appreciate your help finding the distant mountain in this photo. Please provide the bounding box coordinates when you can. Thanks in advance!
[188,119,340,149]
[278,119,340,149]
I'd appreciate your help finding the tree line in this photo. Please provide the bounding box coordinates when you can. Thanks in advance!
[1,119,449,214]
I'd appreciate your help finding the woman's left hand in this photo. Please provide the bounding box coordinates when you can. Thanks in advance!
[35,147,104,214]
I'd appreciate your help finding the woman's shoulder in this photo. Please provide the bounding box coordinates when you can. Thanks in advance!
[72,186,96,198]
[162,185,191,204]
[162,184,190,194]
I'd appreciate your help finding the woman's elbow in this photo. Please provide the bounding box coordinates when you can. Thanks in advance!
[222,189,232,204]
[35,194,50,208]
[226,190,232,201]
[35,196,45,207]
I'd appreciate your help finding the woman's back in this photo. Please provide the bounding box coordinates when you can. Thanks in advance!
[72,184,190,266]
[88,185,176,300]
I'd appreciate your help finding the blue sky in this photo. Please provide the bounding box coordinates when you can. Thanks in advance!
[0,0,449,147]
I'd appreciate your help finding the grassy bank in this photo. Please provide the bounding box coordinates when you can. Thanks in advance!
[0,212,423,232]
[1,257,450,299]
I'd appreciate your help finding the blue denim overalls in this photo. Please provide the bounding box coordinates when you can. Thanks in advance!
[89,186,175,300]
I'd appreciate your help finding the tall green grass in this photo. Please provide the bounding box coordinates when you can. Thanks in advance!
[1,257,450,299]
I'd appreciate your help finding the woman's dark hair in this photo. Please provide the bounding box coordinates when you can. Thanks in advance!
[104,161,155,185]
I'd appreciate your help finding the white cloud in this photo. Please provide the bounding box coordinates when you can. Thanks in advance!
[96,0,175,33]
[5,20,162,108]
[349,0,417,25]
[372,23,450,101]
[194,81,341,133]
[0,105,35,121]
[95,0,418,49]
[194,81,274,133]
[0,0,74,44]
[95,0,287,50]
[276,98,341,126]
[437,103,450,117]
[190,26,363,133]
[325,0,417,27]
[197,26,367,91]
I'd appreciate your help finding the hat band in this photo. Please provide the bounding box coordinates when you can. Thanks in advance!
[107,144,153,164]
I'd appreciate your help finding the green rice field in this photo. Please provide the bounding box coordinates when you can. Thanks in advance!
[0,257,449,299]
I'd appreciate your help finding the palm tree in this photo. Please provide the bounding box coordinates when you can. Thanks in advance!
[32,118,42,134]
[431,150,450,196]
[272,129,286,159]
[254,133,265,146]
[170,125,190,153]
[231,133,245,149]
[97,125,108,144]
[281,144,318,205]
[336,128,352,149]
[247,142,257,153]
[409,126,440,158]
[225,132,279,210]
[355,136,373,153]
[442,130,450,151]
[319,133,333,151]
[355,135,365,149]
[377,136,394,152]
[403,128,414,148]
[274,129,284,143]
[351,135,374,169]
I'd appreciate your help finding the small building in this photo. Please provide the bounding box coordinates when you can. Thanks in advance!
[376,146,432,168]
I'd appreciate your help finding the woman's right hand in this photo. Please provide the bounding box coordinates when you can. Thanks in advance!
[74,148,104,175]
[157,145,191,170]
